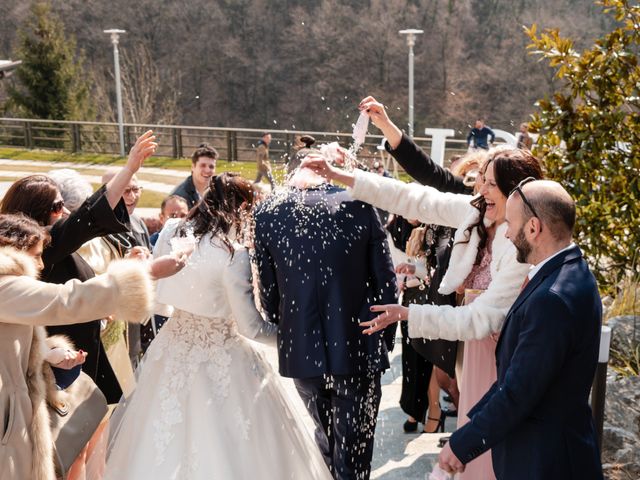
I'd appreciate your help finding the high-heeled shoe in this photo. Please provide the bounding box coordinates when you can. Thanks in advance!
[423,411,446,434]
[403,419,419,433]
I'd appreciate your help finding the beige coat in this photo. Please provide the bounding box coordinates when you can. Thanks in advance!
[0,247,153,480]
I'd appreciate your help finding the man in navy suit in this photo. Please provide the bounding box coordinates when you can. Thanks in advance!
[439,179,604,479]
[254,159,397,480]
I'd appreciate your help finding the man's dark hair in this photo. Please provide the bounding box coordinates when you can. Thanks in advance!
[191,143,219,165]
[526,190,576,240]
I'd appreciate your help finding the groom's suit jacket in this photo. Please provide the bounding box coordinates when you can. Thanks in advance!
[449,245,604,479]
[254,184,397,379]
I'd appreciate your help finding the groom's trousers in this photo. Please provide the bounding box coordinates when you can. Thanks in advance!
[294,372,382,480]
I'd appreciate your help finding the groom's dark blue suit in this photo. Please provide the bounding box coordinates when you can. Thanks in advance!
[254,184,397,480]
[254,184,397,378]
[449,245,604,479]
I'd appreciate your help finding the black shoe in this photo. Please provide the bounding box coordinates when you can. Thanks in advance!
[438,436,451,448]
[443,407,458,417]
[403,419,419,433]
[423,411,446,434]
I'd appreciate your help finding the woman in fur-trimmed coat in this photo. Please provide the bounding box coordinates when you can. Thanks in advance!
[0,246,153,480]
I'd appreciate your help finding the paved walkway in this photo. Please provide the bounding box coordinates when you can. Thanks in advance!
[1,159,455,479]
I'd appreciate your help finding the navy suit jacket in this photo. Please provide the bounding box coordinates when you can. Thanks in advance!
[254,184,398,379]
[449,245,603,479]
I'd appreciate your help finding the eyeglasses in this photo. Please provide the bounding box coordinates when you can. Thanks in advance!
[509,177,540,220]
[50,200,65,213]
[123,186,143,195]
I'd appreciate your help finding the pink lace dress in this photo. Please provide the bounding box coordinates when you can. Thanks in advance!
[457,248,497,480]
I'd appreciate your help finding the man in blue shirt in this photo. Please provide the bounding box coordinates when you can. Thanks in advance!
[467,119,495,150]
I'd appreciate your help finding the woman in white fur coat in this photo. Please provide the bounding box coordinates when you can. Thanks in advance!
[304,96,544,480]
[0,213,155,480]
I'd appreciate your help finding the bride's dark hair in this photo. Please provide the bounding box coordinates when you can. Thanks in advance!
[178,172,255,255]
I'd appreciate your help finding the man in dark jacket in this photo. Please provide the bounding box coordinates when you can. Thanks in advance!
[466,118,495,150]
[171,143,218,208]
[439,180,604,479]
[254,161,397,480]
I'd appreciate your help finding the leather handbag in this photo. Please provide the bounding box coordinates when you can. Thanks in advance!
[48,371,109,478]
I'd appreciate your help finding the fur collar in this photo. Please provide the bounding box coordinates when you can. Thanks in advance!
[437,211,508,295]
[0,246,39,278]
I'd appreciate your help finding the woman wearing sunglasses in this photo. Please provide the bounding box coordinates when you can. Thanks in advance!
[0,131,157,404]
[303,98,543,480]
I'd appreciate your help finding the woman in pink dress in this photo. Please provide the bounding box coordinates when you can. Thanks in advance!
[303,96,544,479]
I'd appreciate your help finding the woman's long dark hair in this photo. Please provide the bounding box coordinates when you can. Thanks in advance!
[0,175,59,226]
[464,147,544,256]
[0,213,51,250]
[178,172,255,255]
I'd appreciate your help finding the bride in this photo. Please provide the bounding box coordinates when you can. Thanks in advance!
[105,173,331,479]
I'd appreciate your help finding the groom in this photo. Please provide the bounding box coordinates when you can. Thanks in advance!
[254,152,397,480]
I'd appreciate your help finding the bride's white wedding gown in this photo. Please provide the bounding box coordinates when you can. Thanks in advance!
[104,220,331,479]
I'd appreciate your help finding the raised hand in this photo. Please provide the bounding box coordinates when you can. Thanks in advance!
[301,153,356,188]
[106,130,158,209]
[301,152,336,179]
[358,96,404,148]
[360,304,409,334]
[358,96,392,130]
[125,130,158,173]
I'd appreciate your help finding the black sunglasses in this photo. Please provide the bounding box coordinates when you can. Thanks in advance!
[510,177,540,220]
[50,200,65,213]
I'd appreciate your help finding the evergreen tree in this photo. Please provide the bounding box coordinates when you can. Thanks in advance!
[8,1,94,121]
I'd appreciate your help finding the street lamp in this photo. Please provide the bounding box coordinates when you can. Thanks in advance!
[399,29,424,138]
[104,29,126,157]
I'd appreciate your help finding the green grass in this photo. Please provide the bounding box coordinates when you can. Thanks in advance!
[0,146,276,178]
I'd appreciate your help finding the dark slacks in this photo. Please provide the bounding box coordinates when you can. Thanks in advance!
[294,372,382,480]
[400,320,433,422]
[399,286,432,422]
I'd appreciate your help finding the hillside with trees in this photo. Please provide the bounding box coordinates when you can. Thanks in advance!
[0,0,613,134]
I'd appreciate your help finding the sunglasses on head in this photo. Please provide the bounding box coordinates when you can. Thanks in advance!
[509,177,541,227]
[50,200,65,214]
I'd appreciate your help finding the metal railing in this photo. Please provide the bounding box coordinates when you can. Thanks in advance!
[0,117,470,166]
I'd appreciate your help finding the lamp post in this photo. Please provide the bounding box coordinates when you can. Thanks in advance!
[104,29,126,157]
[399,29,423,138]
